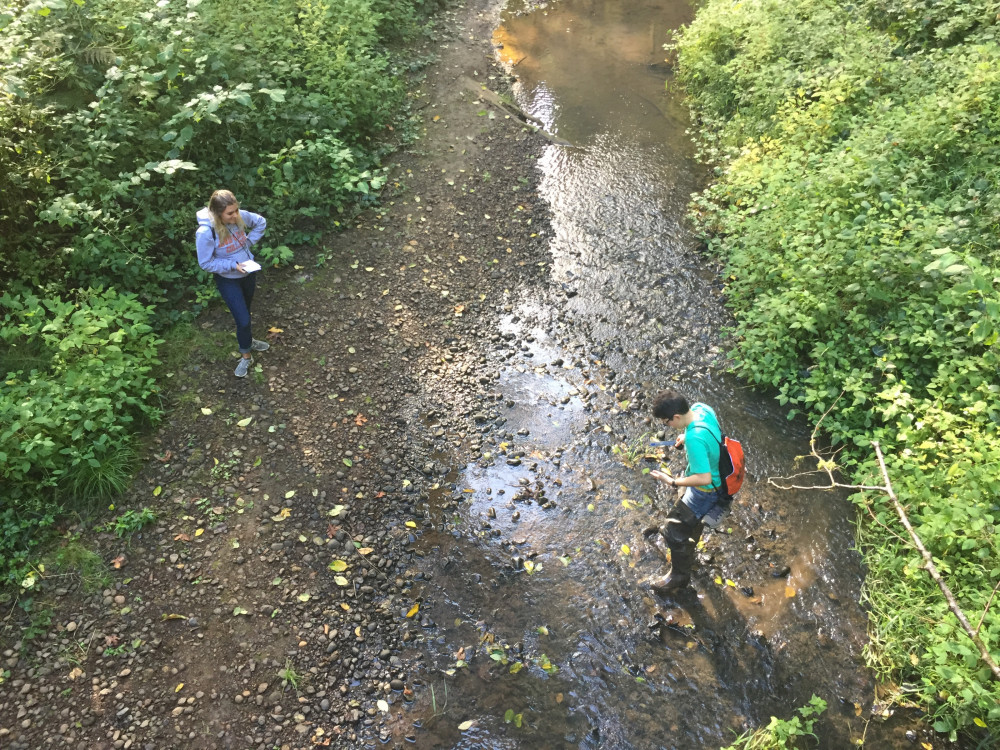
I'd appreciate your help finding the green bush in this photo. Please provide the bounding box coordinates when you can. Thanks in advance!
[0,288,161,584]
[0,0,430,589]
[675,0,1000,738]
[0,0,411,310]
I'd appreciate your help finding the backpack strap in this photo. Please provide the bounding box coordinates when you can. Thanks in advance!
[692,422,730,496]
[692,421,724,446]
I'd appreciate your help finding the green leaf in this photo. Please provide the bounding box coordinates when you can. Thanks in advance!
[259,87,286,103]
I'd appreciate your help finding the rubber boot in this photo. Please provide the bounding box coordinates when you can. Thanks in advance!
[648,541,695,593]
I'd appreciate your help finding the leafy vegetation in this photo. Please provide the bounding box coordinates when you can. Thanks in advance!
[0,0,435,588]
[721,696,826,750]
[674,0,1000,738]
[105,507,157,537]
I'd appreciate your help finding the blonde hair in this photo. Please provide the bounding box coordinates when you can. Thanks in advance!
[207,189,246,243]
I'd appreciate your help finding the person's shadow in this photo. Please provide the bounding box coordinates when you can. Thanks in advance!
[656,583,776,702]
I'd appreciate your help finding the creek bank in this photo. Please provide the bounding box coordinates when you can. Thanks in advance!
[0,1,554,748]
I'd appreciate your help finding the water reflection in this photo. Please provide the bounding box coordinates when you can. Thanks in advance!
[396,0,880,747]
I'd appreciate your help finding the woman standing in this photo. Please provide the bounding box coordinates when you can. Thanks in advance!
[196,190,269,377]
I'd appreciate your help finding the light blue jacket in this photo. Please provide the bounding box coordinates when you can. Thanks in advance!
[195,207,266,278]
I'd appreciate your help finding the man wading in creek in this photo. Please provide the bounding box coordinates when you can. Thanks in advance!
[644,389,730,593]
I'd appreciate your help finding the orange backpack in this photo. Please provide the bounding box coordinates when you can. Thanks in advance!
[695,424,745,501]
[718,435,745,501]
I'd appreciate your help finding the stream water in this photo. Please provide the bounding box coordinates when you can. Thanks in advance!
[391,0,890,747]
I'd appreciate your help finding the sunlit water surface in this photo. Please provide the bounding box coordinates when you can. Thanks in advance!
[389,1,887,747]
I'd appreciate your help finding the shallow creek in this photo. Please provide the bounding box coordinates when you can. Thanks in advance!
[390,0,892,747]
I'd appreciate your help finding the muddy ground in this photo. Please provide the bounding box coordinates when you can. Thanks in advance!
[0,1,557,748]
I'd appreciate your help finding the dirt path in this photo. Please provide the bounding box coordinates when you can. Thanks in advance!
[0,2,554,748]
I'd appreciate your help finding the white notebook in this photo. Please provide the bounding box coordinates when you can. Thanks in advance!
[242,260,262,273]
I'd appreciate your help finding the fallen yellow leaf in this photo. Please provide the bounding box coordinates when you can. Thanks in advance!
[785,586,796,598]
[175,683,184,692]
[406,603,420,618]
[194,528,204,537]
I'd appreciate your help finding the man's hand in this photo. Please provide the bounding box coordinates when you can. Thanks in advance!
[650,470,676,487]
[674,433,686,449]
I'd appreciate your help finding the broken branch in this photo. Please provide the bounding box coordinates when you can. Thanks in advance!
[871,441,1000,682]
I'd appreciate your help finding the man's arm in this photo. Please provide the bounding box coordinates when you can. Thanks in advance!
[651,470,710,488]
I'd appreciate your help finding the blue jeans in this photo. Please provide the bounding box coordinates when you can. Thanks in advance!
[681,485,723,520]
[215,272,257,353]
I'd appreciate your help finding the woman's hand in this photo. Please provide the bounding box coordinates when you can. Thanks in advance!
[235,262,248,274]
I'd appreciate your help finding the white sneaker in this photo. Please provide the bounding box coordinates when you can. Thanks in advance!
[251,339,270,352]
[234,357,253,378]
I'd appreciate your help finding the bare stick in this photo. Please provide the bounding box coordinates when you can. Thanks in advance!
[977,580,1000,637]
[768,401,999,682]
[872,441,1000,682]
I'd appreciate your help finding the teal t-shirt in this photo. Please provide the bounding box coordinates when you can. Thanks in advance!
[685,402,722,489]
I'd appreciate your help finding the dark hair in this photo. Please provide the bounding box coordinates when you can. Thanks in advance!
[652,389,689,420]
